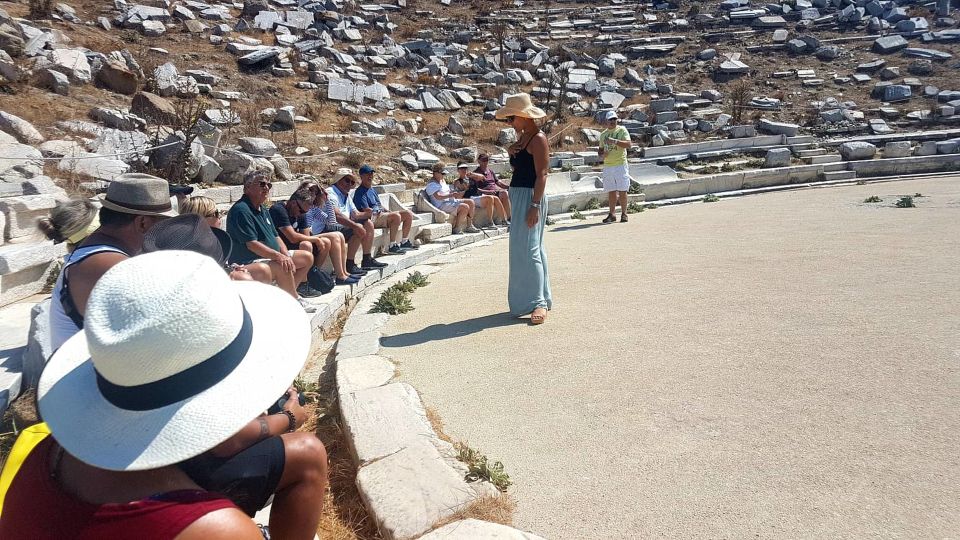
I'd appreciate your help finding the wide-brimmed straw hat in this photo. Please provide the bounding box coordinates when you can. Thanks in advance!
[494,93,546,120]
[336,167,357,183]
[37,250,311,471]
[142,213,232,266]
[99,173,178,217]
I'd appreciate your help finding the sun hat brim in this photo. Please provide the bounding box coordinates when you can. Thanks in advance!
[494,105,546,120]
[99,195,178,218]
[37,281,311,472]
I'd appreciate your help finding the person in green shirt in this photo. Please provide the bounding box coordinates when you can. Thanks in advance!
[598,110,634,223]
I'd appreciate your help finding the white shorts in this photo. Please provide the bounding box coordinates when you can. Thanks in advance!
[602,164,632,193]
[438,200,461,213]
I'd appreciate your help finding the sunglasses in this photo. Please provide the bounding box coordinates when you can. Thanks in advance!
[210,209,224,219]
[504,115,515,123]
[258,181,272,189]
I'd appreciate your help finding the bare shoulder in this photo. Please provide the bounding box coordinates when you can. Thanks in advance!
[72,251,128,279]
[174,508,262,540]
[529,132,549,150]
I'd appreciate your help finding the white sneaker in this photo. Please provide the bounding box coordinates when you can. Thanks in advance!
[464,224,481,234]
[298,297,317,313]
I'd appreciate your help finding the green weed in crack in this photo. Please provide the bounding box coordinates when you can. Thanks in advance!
[455,442,513,492]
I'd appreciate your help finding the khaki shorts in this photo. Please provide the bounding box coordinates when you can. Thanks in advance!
[373,213,392,227]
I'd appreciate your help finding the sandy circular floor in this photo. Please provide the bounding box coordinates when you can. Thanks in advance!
[381,177,960,539]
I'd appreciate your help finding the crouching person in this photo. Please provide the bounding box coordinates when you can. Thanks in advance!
[0,251,327,539]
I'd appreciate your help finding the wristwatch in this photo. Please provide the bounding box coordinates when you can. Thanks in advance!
[530,202,541,208]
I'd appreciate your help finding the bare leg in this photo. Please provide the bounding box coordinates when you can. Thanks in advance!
[245,262,273,285]
[607,191,617,217]
[618,191,629,216]
[491,196,506,223]
[321,232,349,278]
[291,249,312,286]
[268,433,328,540]
[400,210,413,239]
[499,190,511,217]
[311,238,330,270]
[482,195,495,223]
[387,213,400,243]
[346,230,363,263]
[361,221,375,257]
[269,261,297,298]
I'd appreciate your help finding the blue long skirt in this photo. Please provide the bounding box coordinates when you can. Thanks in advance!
[508,187,553,315]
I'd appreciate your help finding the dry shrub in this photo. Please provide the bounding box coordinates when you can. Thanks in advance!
[340,148,365,169]
[313,408,382,539]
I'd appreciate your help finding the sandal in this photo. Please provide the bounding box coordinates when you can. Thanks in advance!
[602,214,616,224]
[530,307,547,325]
[620,214,628,223]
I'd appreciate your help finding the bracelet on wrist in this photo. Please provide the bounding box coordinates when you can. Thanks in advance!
[280,410,297,433]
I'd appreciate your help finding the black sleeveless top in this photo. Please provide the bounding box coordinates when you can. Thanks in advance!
[509,135,538,189]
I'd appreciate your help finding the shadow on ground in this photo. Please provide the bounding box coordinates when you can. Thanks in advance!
[380,312,526,347]
[549,222,609,232]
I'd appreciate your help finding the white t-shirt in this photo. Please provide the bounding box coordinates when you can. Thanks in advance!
[327,185,357,218]
[425,179,453,208]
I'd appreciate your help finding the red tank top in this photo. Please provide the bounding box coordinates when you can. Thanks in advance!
[0,438,237,539]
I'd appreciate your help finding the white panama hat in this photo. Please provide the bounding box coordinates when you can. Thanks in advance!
[38,250,311,471]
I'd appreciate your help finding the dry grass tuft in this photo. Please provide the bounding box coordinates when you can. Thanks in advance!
[314,412,383,540]
[425,406,453,443]
[430,494,517,530]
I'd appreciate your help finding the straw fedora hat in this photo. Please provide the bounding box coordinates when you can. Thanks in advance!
[99,173,178,217]
[37,250,310,471]
[494,93,546,120]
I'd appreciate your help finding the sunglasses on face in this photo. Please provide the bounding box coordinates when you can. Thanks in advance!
[505,116,515,123]
[258,181,273,189]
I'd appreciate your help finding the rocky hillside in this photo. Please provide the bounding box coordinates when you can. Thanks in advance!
[0,0,958,196]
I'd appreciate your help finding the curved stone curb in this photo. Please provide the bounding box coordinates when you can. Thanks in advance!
[332,233,547,540]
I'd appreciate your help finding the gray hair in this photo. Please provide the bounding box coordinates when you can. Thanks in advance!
[243,171,271,186]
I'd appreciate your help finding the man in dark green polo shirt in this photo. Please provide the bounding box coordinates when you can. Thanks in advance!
[226,172,317,310]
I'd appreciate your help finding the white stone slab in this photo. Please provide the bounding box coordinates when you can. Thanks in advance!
[340,382,435,464]
[356,440,477,540]
[336,354,395,393]
[419,519,547,540]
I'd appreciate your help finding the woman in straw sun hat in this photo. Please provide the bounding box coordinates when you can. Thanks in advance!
[0,250,327,539]
[495,93,553,325]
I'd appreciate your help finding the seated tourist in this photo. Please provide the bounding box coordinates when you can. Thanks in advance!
[178,195,272,284]
[37,199,100,252]
[0,250,327,539]
[301,181,367,278]
[353,164,419,254]
[475,152,511,220]
[225,172,317,312]
[327,169,387,273]
[425,162,479,235]
[49,173,176,351]
[453,162,508,227]
[270,188,359,286]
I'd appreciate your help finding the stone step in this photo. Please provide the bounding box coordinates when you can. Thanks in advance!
[0,297,39,416]
[822,162,849,172]
[0,240,66,308]
[786,135,817,145]
[803,154,843,164]
[796,148,827,157]
[417,223,453,242]
[787,142,816,152]
[823,170,858,181]
[430,226,508,249]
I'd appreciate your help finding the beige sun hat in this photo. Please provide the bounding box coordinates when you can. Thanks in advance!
[494,93,546,120]
[37,250,311,471]
[99,173,178,217]
[336,167,357,183]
